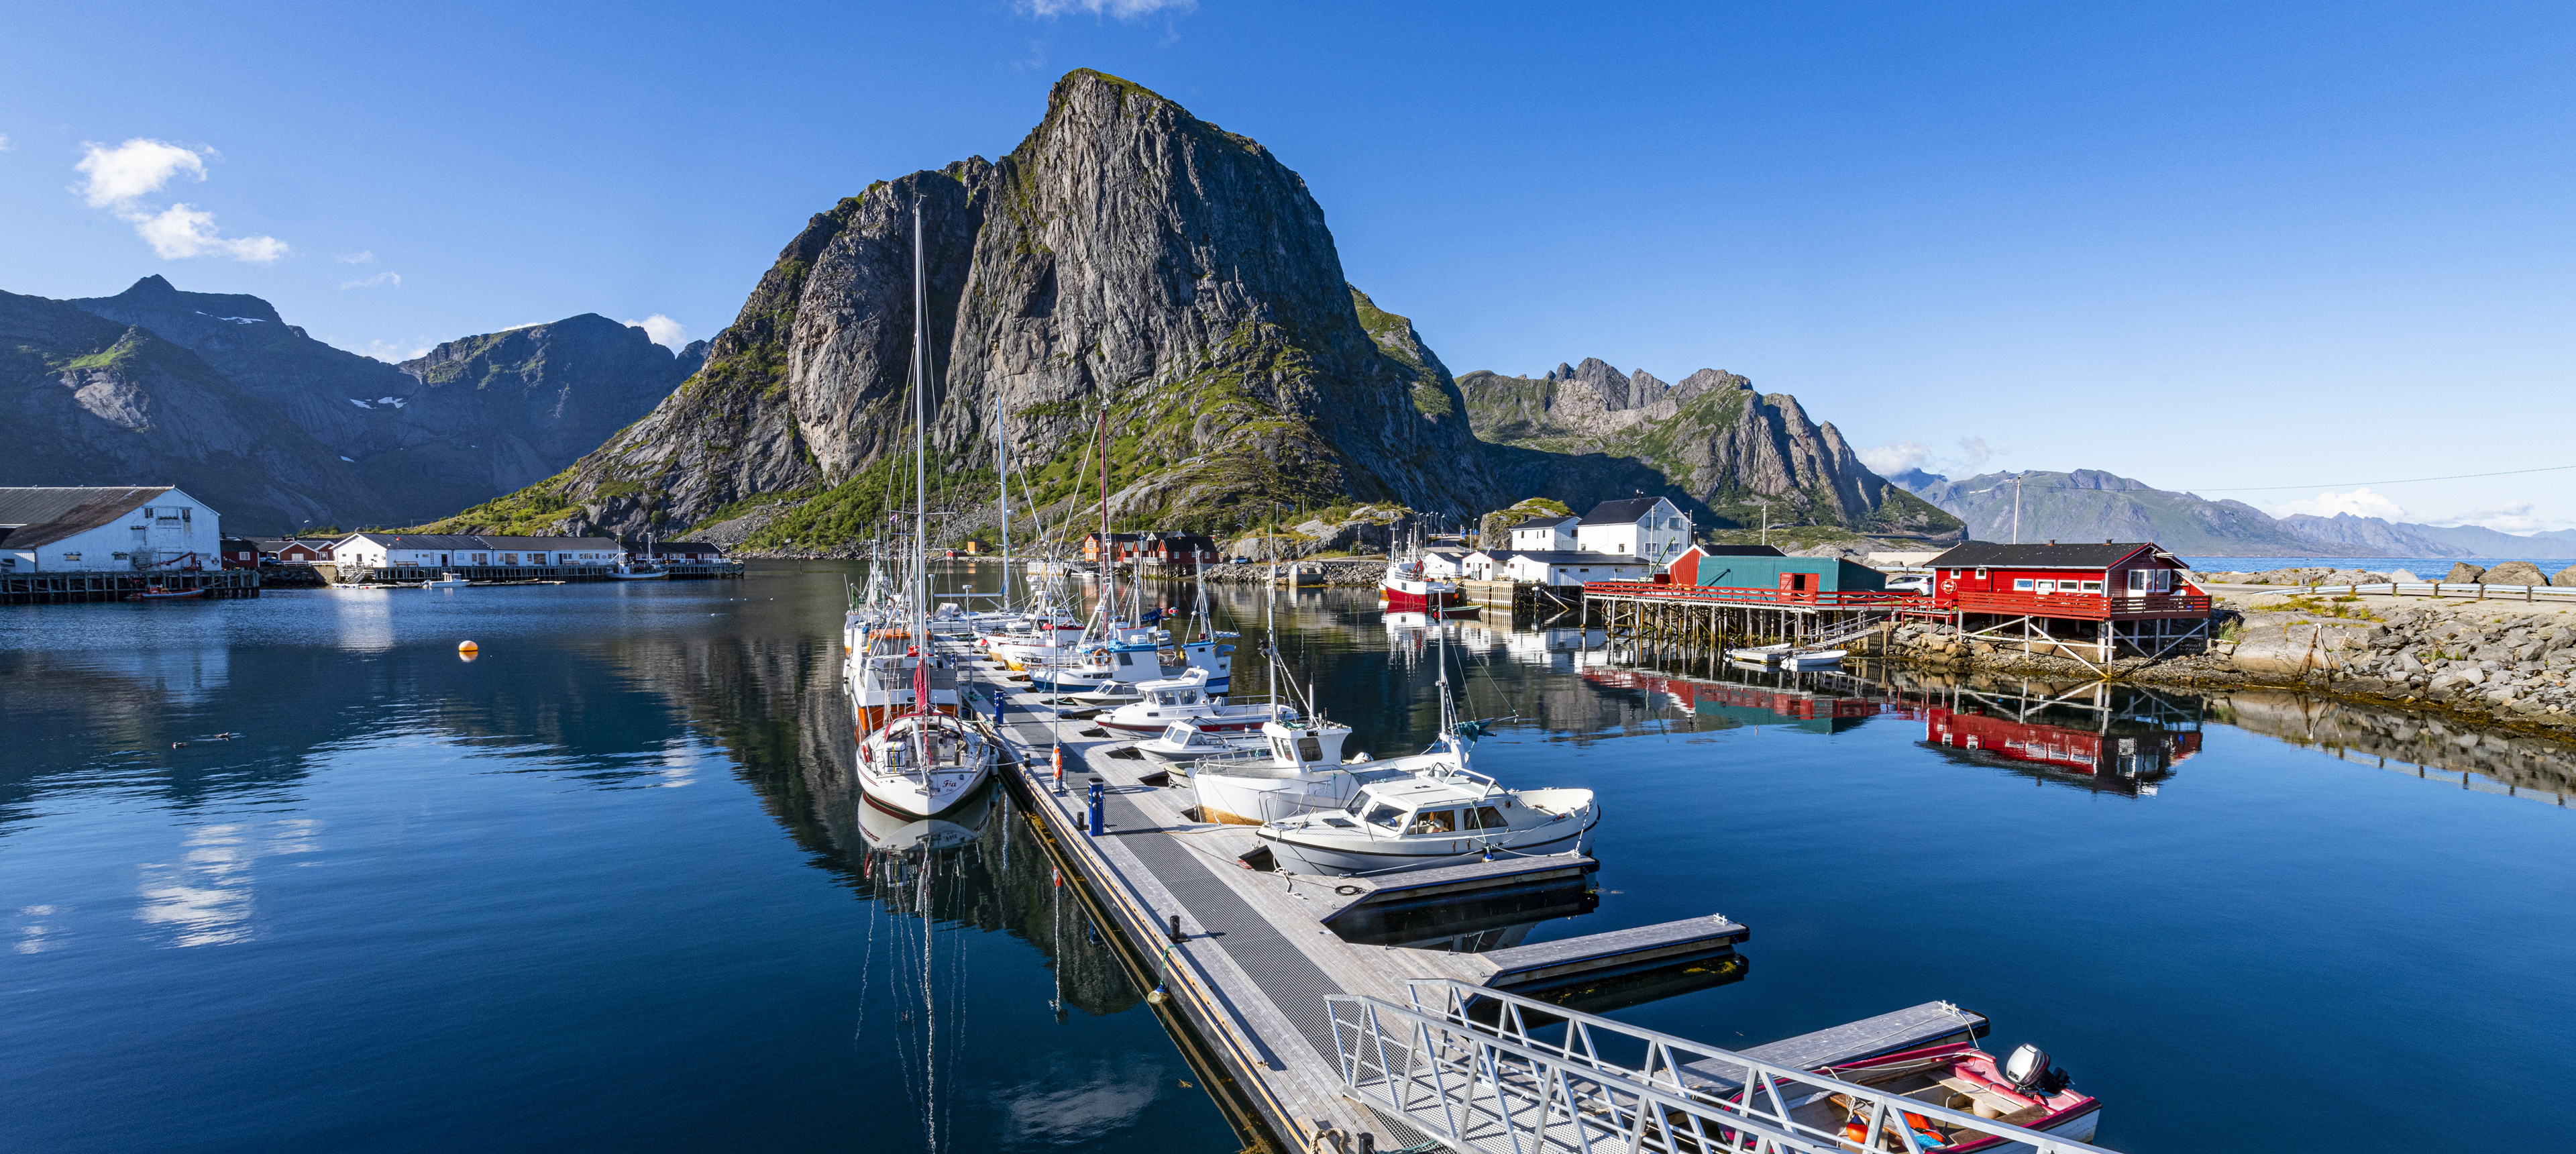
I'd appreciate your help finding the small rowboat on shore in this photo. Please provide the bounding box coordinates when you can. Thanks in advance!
[126,586,206,602]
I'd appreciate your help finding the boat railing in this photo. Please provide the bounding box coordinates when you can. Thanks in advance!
[1330,978,2117,1154]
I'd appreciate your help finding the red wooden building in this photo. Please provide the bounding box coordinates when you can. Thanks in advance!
[1923,541,2213,664]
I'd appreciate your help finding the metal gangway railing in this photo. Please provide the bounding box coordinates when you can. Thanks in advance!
[1328,980,2117,1154]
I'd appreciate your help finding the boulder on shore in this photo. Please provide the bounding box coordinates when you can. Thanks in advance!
[2553,566,2576,588]
[2390,569,2420,583]
[2447,562,2488,584]
[2485,560,2548,587]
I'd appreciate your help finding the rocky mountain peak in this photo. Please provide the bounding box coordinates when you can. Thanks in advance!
[451,68,1498,543]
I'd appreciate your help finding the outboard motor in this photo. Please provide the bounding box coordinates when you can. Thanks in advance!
[2004,1043,2071,1095]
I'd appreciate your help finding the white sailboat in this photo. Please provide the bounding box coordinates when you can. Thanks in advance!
[853,200,996,819]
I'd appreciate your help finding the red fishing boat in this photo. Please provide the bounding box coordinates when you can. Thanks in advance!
[1379,558,1476,615]
[1773,1041,2102,1152]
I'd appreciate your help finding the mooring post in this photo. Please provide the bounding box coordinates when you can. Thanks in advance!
[1087,778,1105,837]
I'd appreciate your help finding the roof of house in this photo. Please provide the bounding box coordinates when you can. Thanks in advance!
[1507,550,1654,566]
[1510,515,1578,531]
[651,540,722,552]
[0,486,174,549]
[1423,548,1468,560]
[1687,544,1786,558]
[1580,497,1669,525]
[1929,541,2176,570]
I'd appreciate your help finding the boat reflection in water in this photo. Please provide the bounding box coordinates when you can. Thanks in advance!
[1323,866,1748,1015]
[857,779,997,857]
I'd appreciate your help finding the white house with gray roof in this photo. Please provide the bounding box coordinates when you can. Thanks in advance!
[0,486,221,572]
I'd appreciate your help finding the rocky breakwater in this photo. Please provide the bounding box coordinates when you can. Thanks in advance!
[1871,582,2576,741]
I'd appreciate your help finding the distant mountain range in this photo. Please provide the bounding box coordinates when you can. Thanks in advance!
[1462,358,1960,539]
[4,274,702,531]
[1895,467,2576,557]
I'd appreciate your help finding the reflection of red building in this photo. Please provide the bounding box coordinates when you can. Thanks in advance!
[1585,668,1917,733]
[1925,706,2200,792]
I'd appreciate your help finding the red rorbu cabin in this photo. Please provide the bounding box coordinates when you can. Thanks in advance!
[1923,541,2212,662]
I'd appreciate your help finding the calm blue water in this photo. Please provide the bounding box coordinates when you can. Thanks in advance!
[5,566,2572,1153]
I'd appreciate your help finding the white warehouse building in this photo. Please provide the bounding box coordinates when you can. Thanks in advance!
[0,486,222,573]
[329,533,625,569]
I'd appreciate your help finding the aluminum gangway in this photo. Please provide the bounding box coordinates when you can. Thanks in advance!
[1328,980,2116,1154]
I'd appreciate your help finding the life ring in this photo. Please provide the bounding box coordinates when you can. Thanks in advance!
[1941,577,1957,592]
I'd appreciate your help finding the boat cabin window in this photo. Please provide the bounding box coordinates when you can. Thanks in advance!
[1273,737,1298,764]
[1117,652,1133,666]
[1362,802,1407,831]
[1470,806,1506,829]
[1411,809,1458,834]
[1297,736,1324,762]
[1163,723,1192,742]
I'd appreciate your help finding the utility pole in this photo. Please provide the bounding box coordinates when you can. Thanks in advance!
[1756,497,1770,548]
[2012,474,2023,545]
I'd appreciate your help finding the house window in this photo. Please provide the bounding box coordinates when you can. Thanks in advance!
[1974,568,1988,579]
[113,552,129,560]
[2081,580,2102,593]
[2015,578,2035,590]
[473,554,488,565]
[2127,570,2147,592]
[62,552,80,561]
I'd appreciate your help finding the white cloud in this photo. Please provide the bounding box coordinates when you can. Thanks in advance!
[73,139,287,264]
[1858,440,1929,476]
[0,134,12,152]
[128,203,289,263]
[336,250,374,264]
[2267,486,2408,521]
[1019,0,1196,17]
[627,314,686,348]
[1955,435,1992,468]
[339,271,400,289]
[2425,502,2565,534]
[356,338,433,362]
[75,138,207,206]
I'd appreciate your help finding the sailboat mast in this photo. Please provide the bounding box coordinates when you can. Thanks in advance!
[995,405,1012,610]
[1095,407,1110,627]
[910,203,930,658]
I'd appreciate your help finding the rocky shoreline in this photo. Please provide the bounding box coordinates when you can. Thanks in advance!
[1868,586,2576,741]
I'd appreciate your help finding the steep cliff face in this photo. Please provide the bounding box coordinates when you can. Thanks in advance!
[443,70,1496,543]
[66,276,694,525]
[0,290,394,531]
[1463,359,1960,537]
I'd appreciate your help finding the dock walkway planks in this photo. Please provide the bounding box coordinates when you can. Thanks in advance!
[959,647,1751,1152]
[1681,1000,1992,1094]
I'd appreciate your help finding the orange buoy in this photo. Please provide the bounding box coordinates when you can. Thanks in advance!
[458,640,479,654]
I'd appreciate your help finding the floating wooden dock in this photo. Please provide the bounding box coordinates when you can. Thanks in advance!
[958,644,1756,1151]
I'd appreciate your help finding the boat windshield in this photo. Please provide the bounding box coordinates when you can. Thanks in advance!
[1362,803,1407,831]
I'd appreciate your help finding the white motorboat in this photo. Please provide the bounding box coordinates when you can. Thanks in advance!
[1725,643,1790,666]
[1186,717,1373,824]
[610,564,668,580]
[1255,766,1597,876]
[1097,668,1289,736]
[1781,648,1845,670]
[423,572,470,588]
[1134,719,1273,766]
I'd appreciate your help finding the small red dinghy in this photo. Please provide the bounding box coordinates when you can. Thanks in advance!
[127,586,207,601]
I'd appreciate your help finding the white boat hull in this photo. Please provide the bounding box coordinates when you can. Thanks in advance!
[1191,765,1379,825]
[1258,808,1597,876]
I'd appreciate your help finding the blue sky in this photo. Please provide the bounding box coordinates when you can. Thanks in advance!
[5,2,2572,531]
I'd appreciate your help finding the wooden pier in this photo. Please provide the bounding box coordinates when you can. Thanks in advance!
[953,645,1752,1153]
[2,568,260,605]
